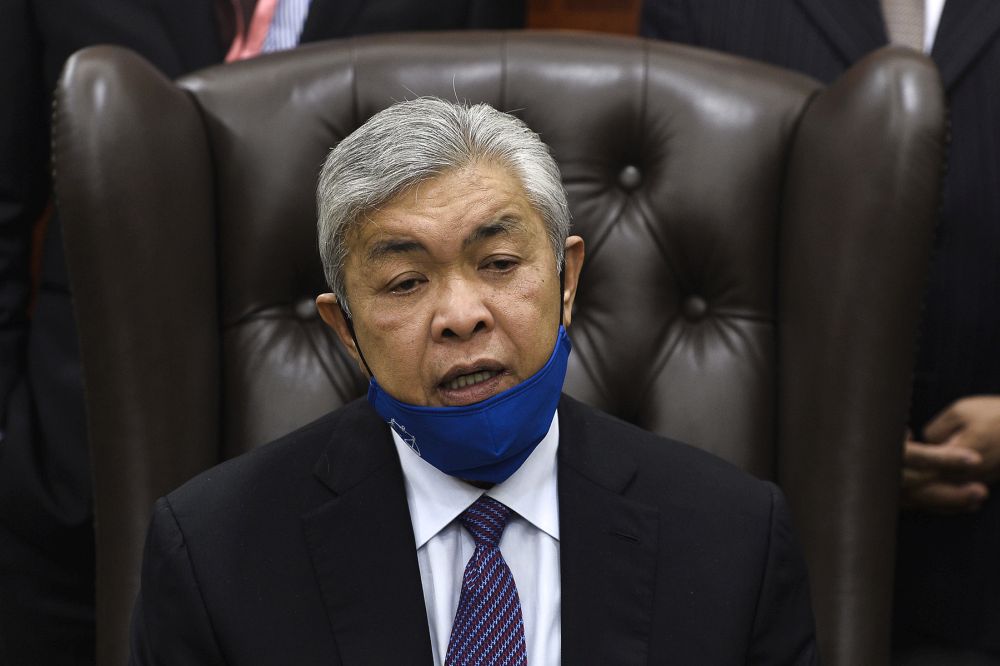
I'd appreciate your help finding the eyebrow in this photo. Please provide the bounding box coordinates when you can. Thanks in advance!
[365,238,425,264]
[462,215,525,249]
[364,215,527,264]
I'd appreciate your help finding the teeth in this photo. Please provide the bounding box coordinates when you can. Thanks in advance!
[445,370,500,391]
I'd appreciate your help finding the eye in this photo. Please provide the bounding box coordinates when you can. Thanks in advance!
[388,275,425,294]
[482,257,519,272]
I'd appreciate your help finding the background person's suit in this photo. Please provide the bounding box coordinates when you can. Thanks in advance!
[640,0,1000,656]
[130,395,818,665]
[0,2,524,662]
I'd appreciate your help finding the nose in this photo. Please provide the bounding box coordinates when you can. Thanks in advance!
[431,277,494,342]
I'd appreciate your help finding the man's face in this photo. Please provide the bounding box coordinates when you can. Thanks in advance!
[317,161,584,407]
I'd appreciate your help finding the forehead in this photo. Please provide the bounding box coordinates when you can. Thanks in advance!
[347,162,546,257]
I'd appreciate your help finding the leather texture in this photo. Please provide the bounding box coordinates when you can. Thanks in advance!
[52,31,945,666]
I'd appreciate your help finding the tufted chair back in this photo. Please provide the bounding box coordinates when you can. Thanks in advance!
[54,32,944,666]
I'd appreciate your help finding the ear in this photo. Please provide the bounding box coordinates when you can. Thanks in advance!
[560,235,585,327]
[316,293,366,374]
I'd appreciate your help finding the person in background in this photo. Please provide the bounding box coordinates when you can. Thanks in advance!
[640,1,1000,663]
[0,3,524,663]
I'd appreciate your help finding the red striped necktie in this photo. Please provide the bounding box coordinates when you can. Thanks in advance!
[225,0,278,62]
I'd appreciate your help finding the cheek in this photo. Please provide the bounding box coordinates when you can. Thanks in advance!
[356,310,426,379]
[510,268,558,319]
[496,270,560,357]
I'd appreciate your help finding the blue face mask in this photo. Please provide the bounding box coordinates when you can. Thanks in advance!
[366,326,572,484]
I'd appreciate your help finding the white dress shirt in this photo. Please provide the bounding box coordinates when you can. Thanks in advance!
[262,0,311,53]
[391,413,561,666]
[924,0,947,53]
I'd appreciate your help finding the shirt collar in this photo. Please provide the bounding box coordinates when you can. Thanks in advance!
[392,411,560,549]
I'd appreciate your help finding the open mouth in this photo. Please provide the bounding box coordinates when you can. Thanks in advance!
[442,369,502,391]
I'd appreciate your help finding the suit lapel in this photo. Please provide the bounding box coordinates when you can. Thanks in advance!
[302,404,433,665]
[557,397,659,665]
[152,0,226,72]
[931,0,1000,91]
[795,0,887,65]
[298,0,366,43]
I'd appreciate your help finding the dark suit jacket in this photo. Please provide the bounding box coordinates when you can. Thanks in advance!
[640,0,1000,654]
[0,2,523,662]
[130,396,817,665]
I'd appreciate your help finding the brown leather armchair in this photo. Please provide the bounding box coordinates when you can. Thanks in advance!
[53,32,944,665]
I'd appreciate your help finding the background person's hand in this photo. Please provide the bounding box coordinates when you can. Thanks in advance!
[924,395,1000,483]
[900,396,1000,513]
[901,433,987,512]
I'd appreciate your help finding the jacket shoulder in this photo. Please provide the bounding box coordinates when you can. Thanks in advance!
[558,394,776,512]
[164,398,376,517]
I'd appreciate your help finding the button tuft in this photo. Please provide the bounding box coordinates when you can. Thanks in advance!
[682,296,708,321]
[294,298,317,319]
[618,165,642,190]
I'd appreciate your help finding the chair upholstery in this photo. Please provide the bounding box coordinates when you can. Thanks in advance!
[53,32,944,665]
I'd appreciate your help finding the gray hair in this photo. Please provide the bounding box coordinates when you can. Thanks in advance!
[316,97,571,315]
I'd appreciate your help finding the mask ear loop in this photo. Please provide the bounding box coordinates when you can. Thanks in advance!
[559,262,566,327]
[344,263,566,380]
[339,304,375,378]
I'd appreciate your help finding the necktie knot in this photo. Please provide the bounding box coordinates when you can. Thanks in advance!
[459,496,511,548]
[881,0,925,50]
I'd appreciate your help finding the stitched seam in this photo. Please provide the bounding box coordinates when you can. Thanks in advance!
[163,496,231,664]
[745,482,777,661]
[500,32,508,113]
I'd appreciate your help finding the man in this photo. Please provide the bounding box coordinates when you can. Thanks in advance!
[640,0,1000,661]
[0,3,523,662]
[129,98,817,664]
